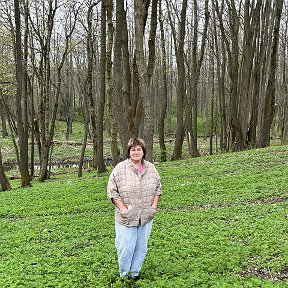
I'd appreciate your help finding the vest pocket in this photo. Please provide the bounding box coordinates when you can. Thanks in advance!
[142,207,157,224]
[116,207,135,226]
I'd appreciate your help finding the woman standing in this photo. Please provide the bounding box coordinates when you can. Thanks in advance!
[107,138,162,280]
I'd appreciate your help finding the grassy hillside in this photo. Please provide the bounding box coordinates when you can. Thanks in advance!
[0,146,287,287]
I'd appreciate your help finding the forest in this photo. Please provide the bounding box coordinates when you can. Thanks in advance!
[0,0,287,189]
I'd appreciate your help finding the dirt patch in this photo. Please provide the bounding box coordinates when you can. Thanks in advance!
[241,267,288,282]
[163,196,288,212]
[249,197,288,205]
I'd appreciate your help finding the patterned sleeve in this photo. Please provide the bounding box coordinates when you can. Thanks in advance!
[155,170,162,197]
[107,170,121,202]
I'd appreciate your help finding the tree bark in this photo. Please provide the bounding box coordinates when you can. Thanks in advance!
[134,0,158,161]
[13,0,31,186]
[158,0,167,162]
[238,0,262,148]
[36,2,77,181]
[113,0,129,155]
[86,3,98,169]
[214,0,244,151]
[168,0,188,160]
[258,0,284,147]
[0,146,11,191]
[0,103,8,138]
[95,0,107,173]
[106,0,120,165]
[212,0,228,152]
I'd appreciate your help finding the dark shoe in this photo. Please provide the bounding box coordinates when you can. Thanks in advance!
[131,275,140,281]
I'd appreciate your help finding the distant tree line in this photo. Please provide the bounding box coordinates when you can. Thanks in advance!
[0,0,287,189]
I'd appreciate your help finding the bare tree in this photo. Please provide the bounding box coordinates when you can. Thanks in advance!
[167,0,188,160]
[28,1,78,181]
[95,0,107,172]
[13,0,31,186]
[106,0,120,165]
[279,9,288,144]
[113,0,129,155]
[211,0,228,152]
[258,0,284,147]
[134,0,158,161]
[186,0,209,157]
[158,0,168,161]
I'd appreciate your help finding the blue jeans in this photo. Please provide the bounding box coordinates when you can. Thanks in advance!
[115,220,153,277]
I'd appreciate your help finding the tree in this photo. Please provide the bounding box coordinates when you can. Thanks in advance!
[113,0,129,155]
[13,0,31,187]
[106,0,120,165]
[158,0,168,162]
[134,0,158,161]
[258,0,284,147]
[0,100,8,138]
[211,0,228,152]
[95,0,107,172]
[28,1,78,181]
[0,146,11,191]
[186,0,209,157]
[168,0,188,160]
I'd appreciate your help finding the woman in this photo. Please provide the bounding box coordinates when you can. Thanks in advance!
[107,138,162,280]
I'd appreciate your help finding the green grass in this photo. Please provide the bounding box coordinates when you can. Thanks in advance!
[0,146,287,287]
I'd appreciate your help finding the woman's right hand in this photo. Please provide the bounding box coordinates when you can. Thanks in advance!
[119,206,128,211]
[113,198,128,211]
[120,204,132,211]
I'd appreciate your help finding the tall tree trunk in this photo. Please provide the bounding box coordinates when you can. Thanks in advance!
[65,16,74,141]
[96,0,107,173]
[122,13,139,138]
[212,1,228,152]
[106,0,120,165]
[38,3,77,181]
[158,0,167,162]
[209,52,215,155]
[113,0,129,155]
[134,0,158,161]
[214,0,244,151]
[13,0,31,187]
[134,0,151,158]
[258,0,284,147]
[168,0,188,160]
[87,4,98,168]
[187,0,209,157]
[247,1,271,147]
[29,76,35,177]
[238,0,262,148]
[279,13,288,145]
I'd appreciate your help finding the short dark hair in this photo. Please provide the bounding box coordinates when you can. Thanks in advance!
[127,138,146,159]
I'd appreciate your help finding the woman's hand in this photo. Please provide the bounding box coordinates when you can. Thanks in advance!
[151,195,160,208]
[112,199,128,211]
[120,206,128,211]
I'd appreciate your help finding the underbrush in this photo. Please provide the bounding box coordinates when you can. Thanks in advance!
[0,146,287,287]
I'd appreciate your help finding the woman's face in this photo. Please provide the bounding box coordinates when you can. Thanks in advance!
[129,145,144,163]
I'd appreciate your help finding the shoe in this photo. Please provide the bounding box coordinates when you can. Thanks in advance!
[131,275,140,281]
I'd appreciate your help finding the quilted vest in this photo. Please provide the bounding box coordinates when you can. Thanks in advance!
[107,158,162,227]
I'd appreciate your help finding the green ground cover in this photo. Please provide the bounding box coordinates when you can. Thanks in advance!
[0,146,287,287]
